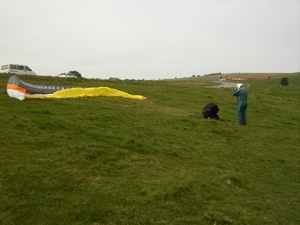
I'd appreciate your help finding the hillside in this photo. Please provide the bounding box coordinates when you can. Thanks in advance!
[0,72,299,224]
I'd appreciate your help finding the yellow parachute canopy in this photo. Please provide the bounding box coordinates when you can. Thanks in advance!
[7,75,147,101]
[27,87,145,100]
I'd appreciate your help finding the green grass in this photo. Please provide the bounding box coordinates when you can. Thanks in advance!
[0,73,299,225]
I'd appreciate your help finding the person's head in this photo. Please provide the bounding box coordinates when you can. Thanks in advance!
[237,83,243,89]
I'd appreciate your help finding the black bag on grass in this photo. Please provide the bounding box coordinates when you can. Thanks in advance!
[202,103,220,119]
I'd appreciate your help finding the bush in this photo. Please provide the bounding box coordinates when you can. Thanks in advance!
[280,77,289,86]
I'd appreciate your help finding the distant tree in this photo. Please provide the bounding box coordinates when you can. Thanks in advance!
[280,77,289,86]
[69,70,82,78]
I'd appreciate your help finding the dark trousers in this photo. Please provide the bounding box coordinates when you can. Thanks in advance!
[237,102,248,125]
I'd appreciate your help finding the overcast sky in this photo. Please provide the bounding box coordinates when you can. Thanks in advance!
[1,0,299,80]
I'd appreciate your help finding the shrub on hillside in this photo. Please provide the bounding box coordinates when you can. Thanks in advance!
[280,77,289,86]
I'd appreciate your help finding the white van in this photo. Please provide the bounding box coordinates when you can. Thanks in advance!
[0,64,36,75]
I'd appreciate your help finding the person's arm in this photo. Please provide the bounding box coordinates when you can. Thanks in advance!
[232,89,241,96]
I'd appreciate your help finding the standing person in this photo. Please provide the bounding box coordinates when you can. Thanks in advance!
[232,83,248,125]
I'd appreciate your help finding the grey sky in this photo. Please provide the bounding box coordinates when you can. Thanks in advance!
[1,0,299,80]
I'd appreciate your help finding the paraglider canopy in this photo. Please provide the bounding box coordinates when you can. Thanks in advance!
[7,75,147,101]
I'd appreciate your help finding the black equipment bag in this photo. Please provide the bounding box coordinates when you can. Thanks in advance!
[202,103,220,119]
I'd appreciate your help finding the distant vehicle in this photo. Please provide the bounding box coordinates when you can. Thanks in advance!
[57,73,67,77]
[57,72,78,78]
[0,64,36,75]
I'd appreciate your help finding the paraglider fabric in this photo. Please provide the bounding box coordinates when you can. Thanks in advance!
[6,75,146,101]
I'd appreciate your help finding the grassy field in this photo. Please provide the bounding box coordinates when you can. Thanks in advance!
[0,72,299,225]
